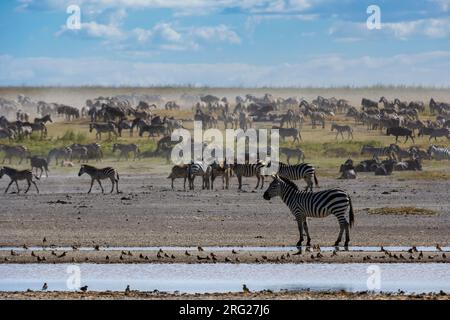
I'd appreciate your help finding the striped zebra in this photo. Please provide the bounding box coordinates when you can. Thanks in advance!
[167,165,189,190]
[331,123,353,140]
[89,123,117,140]
[231,161,265,190]
[428,145,450,161]
[0,166,39,194]
[29,156,49,178]
[78,165,119,194]
[47,147,72,166]
[187,161,212,190]
[112,143,140,161]
[268,162,318,192]
[0,144,29,164]
[210,161,231,190]
[361,144,396,159]
[263,175,354,247]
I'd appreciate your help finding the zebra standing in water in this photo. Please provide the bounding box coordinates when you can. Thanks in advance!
[78,165,119,194]
[267,162,318,192]
[263,175,354,248]
[0,167,39,194]
[331,123,353,140]
[231,161,266,190]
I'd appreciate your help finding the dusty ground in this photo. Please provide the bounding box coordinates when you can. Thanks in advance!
[0,172,449,252]
[1,290,448,300]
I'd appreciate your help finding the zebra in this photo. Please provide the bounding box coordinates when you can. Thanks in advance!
[29,156,49,178]
[89,123,117,140]
[210,161,231,190]
[69,145,88,163]
[0,128,15,141]
[0,144,29,164]
[187,161,212,190]
[0,167,39,194]
[428,145,450,161]
[22,122,48,139]
[360,145,396,159]
[331,123,353,140]
[112,143,140,161]
[231,161,265,190]
[304,110,326,129]
[34,114,53,124]
[167,165,189,190]
[267,162,318,192]
[263,175,354,248]
[279,147,305,164]
[78,165,119,194]
[47,147,72,166]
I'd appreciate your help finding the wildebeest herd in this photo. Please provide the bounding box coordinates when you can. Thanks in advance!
[1,92,450,247]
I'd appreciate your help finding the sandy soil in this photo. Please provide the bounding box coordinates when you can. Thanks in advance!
[0,172,449,253]
[1,290,448,300]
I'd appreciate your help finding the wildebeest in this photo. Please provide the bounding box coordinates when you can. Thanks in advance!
[386,127,414,143]
[272,126,302,143]
[29,156,49,178]
[427,128,450,141]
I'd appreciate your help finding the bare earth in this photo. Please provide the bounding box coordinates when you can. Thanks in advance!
[0,172,449,251]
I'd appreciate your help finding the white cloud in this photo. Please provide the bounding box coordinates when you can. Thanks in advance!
[2,51,450,87]
[431,0,450,11]
[190,25,241,44]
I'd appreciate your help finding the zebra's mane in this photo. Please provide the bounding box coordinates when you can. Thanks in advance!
[277,175,299,191]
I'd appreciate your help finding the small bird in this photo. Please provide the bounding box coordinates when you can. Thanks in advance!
[106,255,110,260]
[139,253,144,259]
[43,237,47,244]
[242,284,250,293]
[164,253,170,258]
[127,251,133,256]
[23,244,28,250]
[125,285,130,294]
[42,283,48,291]
[225,257,231,262]
[171,254,176,259]
[235,257,240,263]
[157,252,162,259]
[120,255,124,261]
[58,252,66,258]
[51,251,57,256]
[31,251,36,257]
[261,255,268,260]
[80,286,88,292]
[185,251,191,256]
[443,253,447,259]
[71,246,78,251]
[10,250,17,256]
[94,245,100,251]
[198,246,204,252]
[286,253,291,258]
[419,251,423,258]
[232,249,238,254]
[255,258,260,263]
[436,244,443,252]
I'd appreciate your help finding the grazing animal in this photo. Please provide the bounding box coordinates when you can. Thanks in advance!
[0,144,29,164]
[112,143,140,161]
[279,147,305,164]
[0,166,39,194]
[428,145,450,161]
[263,175,354,247]
[167,165,189,190]
[210,161,231,190]
[231,161,266,190]
[386,127,415,143]
[267,162,318,192]
[78,165,119,194]
[331,123,353,140]
[272,126,302,143]
[428,128,450,141]
[47,147,72,166]
[187,161,212,190]
[339,159,357,179]
[34,114,53,124]
[361,145,396,159]
[89,123,117,140]
[374,159,396,176]
[29,156,49,178]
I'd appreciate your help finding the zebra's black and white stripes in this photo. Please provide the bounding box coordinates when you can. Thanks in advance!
[0,166,39,194]
[78,165,119,194]
[428,145,450,161]
[263,175,354,247]
[231,161,265,190]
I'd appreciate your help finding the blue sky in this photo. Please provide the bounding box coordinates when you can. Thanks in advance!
[1,0,450,86]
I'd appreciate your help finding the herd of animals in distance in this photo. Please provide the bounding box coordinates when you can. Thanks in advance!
[0,93,450,247]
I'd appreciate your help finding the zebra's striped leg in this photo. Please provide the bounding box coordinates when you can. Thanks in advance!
[334,219,346,247]
[296,219,304,248]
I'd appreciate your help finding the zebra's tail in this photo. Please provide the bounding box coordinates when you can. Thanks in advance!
[349,197,355,228]
[313,172,319,187]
